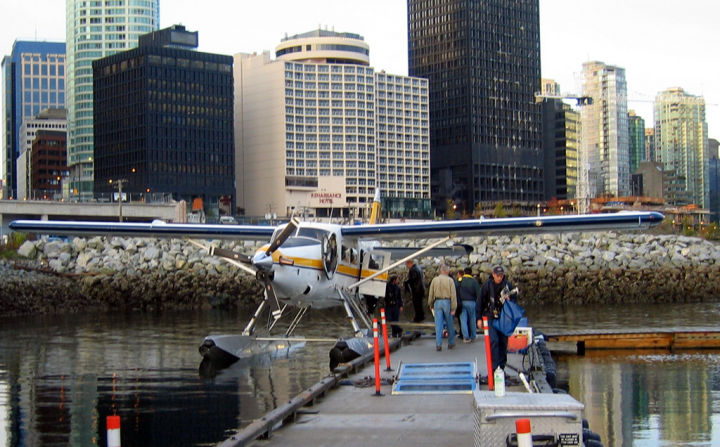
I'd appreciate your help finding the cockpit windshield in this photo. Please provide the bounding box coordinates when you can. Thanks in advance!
[296,227,330,241]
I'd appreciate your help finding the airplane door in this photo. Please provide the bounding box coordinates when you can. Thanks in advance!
[358,250,391,297]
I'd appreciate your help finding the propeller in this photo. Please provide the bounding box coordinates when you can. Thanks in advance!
[251,218,300,273]
[266,218,300,256]
[189,218,301,322]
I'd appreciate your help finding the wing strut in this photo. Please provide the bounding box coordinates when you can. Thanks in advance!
[338,288,368,337]
[346,236,453,291]
[242,299,267,336]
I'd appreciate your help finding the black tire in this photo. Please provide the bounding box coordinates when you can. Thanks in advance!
[583,429,602,442]
[584,439,603,447]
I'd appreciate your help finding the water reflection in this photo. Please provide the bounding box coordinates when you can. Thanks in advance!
[0,309,339,447]
[1,303,720,447]
[527,302,720,447]
[555,351,720,447]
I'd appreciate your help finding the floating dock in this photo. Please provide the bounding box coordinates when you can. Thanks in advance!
[215,329,578,447]
[545,328,720,352]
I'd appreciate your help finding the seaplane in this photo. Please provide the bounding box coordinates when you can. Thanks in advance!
[9,190,664,368]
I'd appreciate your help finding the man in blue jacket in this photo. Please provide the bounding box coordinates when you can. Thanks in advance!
[476,266,517,372]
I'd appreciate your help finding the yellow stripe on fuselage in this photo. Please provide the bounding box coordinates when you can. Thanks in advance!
[258,244,387,281]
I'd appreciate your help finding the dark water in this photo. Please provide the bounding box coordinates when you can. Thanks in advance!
[0,309,345,447]
[528,302,720,447]
[1,302,719,447]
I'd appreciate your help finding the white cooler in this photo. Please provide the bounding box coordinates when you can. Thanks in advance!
[472,391,584,446]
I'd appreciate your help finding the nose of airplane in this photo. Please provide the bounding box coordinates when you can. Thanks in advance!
[252,251,274,272]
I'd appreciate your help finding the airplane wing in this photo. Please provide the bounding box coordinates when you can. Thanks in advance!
[341,211,665,241]
[8,220,276,241]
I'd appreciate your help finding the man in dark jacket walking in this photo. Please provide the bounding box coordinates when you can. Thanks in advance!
[404,259,425,322]
[476,266,517,371]
[457,267,480,343]
[384,275,404,337]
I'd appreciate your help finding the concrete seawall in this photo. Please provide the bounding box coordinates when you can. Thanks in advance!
[2,231,720,316]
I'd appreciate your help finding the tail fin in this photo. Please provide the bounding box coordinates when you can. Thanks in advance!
[369,188,382,224]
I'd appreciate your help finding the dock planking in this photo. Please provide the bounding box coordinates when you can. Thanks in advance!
[545,328,720,350]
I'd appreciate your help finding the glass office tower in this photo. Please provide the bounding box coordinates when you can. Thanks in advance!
[408,0,543,213]
[65,0,159,199]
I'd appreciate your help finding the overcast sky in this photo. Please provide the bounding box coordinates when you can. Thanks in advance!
[2,0,718,137]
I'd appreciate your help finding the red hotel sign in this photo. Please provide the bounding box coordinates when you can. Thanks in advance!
[311,192,342,204]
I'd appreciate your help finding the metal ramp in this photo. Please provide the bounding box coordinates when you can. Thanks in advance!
[392,362,477,395]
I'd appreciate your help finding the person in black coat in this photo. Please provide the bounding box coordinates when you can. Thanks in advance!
[476,265,517,372]
[384,275,403,337]
[403,259,425,322]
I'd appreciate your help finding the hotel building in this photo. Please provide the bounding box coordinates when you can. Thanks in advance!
[235,30,430,218]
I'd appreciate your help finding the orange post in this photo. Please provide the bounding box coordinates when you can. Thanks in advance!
[380,308,393,371]
[107,415,121,447]
[516,419,532,447]
[483,316,494,390]
[371,319,384,396]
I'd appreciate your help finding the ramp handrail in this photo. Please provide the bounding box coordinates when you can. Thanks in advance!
[485,411,578,422]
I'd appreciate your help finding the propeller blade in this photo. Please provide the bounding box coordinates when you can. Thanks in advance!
[209,246,252,264]
[259,271,283,320]
[186,239,255,275]
[266,218,300,255]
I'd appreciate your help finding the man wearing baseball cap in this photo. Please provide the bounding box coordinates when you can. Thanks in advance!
[476,265,517,372]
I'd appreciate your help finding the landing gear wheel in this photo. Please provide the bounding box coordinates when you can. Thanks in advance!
[321,233,338,279]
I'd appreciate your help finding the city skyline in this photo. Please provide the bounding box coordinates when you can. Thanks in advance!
[1,0,717,142]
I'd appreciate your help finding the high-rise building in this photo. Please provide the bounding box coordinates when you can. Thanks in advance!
[644,128,655,162]
[29,130,67,198]
[628,110,646,174]
[654,87,708,208]
[92,25,236,219]
[580,61,630,198]
[375,72,431,217]
[17,108,67,199]
[541,98,579,201]
[408,0,543,213]
[709,157,719,223]
[235,29,430,218]
[1,40,65,198]
[65,0,159,200]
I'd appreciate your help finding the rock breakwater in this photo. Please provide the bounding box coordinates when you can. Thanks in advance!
[2,231,720,316]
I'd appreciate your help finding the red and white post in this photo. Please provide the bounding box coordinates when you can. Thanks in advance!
[371,318,384,396]
[380,308,393,371]
[482,316,494,390]
[107,415,121,447]
[515,418,532,447]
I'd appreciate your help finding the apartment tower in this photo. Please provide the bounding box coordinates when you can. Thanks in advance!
[654,87,709,208]
[65,0,159,199]
[580,61,630,198]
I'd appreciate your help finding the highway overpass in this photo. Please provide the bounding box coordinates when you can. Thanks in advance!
[0,200,182,237]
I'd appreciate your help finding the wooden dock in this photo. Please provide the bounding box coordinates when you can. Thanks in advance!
[545,328,720,352]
